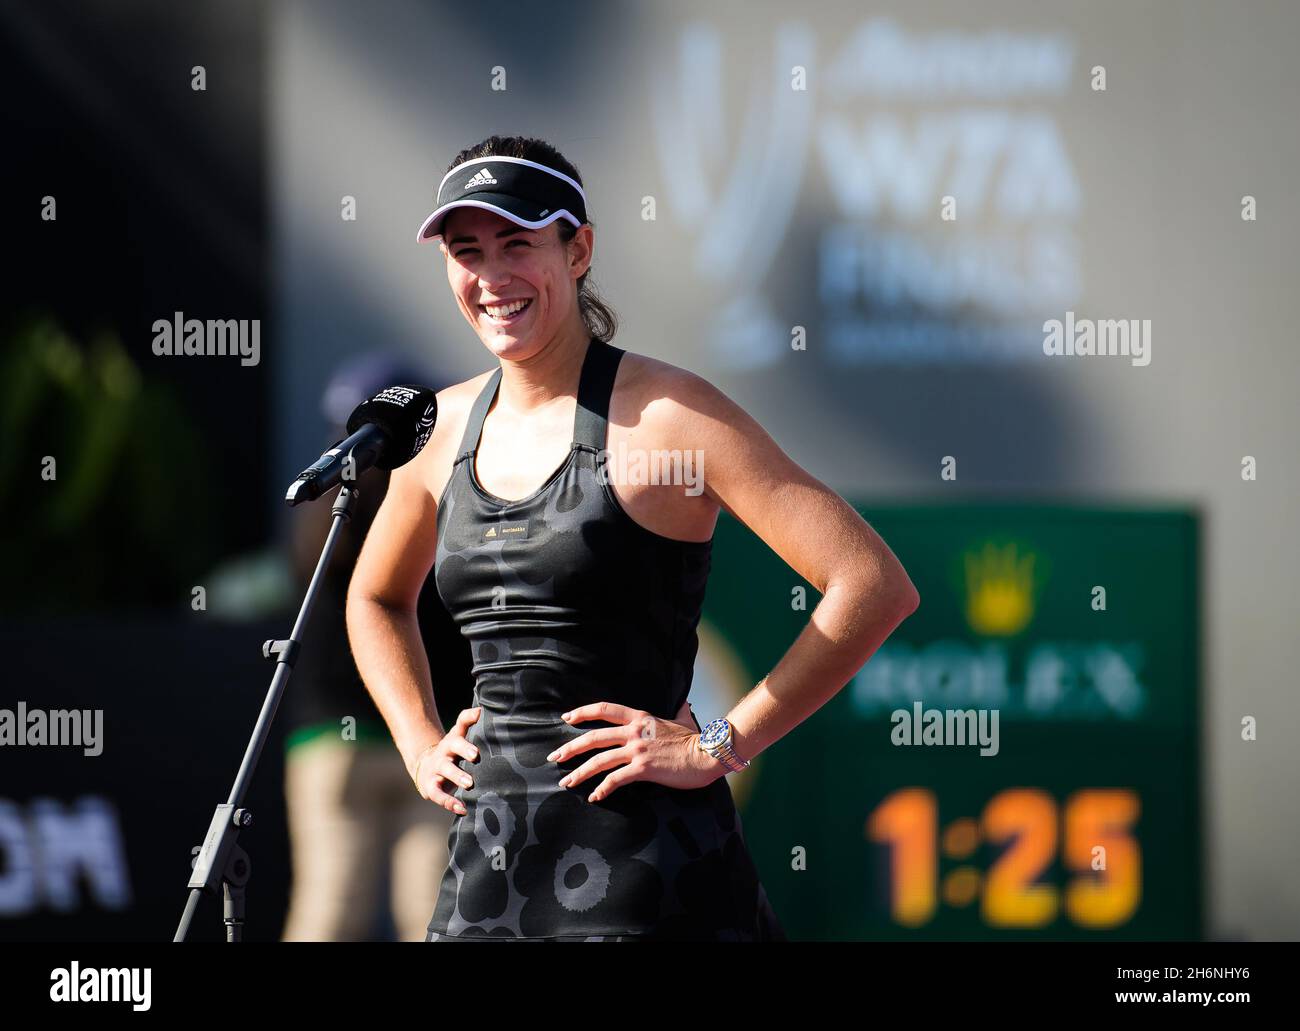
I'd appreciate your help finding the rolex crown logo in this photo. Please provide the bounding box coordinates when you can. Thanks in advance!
[963,540,1039,637]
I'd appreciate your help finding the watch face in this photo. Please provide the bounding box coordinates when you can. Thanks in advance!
[700,718,730,750]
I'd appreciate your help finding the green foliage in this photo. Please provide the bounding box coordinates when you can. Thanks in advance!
[0,316,221,612]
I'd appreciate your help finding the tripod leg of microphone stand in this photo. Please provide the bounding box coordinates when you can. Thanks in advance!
[219,843,251,942]
[173,486,360,941]
[175,888,204,942]
[225,882,246,942]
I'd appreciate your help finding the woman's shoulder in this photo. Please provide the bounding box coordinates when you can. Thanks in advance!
[401,369,496,498]
[426,367,503,449]
[434,368,497,425]
[615,348,718,405]
[613,348,744,436]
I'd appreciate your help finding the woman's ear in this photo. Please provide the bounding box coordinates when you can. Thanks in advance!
[567,224,595,280]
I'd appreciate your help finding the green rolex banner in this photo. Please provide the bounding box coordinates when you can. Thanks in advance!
[699,504,1200,941]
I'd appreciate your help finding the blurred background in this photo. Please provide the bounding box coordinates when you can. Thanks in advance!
[1,0,1296,941]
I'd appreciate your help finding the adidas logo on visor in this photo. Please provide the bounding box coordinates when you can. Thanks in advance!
[463,168,497,189]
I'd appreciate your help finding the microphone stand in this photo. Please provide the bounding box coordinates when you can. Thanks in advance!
[174,483,359,942]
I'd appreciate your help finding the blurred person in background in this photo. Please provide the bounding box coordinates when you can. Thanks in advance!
[280,352,474,941]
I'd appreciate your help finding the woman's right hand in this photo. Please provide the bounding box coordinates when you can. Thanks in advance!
[412,706,481,815]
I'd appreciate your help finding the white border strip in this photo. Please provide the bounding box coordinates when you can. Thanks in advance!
[416,200,583,243]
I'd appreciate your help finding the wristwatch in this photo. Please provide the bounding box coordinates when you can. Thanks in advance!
[697,717,750,773]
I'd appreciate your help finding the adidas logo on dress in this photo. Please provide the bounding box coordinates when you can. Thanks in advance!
[464,168,497,189]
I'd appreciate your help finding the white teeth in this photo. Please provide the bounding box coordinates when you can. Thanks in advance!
[484,299,530,318]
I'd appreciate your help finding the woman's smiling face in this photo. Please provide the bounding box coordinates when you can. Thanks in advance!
[439,207,592,360]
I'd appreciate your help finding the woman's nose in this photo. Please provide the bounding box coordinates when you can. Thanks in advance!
[474,259,513,289]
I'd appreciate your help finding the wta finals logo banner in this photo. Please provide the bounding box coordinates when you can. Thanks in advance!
[651,18,1081,369]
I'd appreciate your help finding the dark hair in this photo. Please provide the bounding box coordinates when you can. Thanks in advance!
[443,135,619,344]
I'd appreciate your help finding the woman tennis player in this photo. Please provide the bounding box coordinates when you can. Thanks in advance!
[346,135,920,941]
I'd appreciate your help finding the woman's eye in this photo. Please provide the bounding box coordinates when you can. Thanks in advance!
[452,240,522,257]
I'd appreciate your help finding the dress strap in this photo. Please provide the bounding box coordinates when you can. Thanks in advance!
[454,365,503,463]
[572,338,625,452]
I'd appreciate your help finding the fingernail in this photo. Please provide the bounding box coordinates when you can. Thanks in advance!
[546,750,558,761]
[558,775,569,787]
[560,712,571,721]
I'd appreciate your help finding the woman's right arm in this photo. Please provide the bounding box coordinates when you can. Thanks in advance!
[345,448,477,812]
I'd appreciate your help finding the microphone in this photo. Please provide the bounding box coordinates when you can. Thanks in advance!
[285,384,438,506]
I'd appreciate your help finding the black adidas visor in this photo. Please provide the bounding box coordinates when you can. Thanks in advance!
[417,156,588,243]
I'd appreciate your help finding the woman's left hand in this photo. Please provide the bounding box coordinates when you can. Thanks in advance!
[548,700,723,802]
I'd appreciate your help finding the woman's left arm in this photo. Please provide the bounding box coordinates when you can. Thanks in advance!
[681,371,920,764]
[556,369,919,801]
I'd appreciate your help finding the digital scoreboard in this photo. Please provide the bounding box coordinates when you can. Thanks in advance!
[701,504,1200,940]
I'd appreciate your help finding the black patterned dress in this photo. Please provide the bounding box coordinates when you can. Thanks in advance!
[424,338,784,941]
